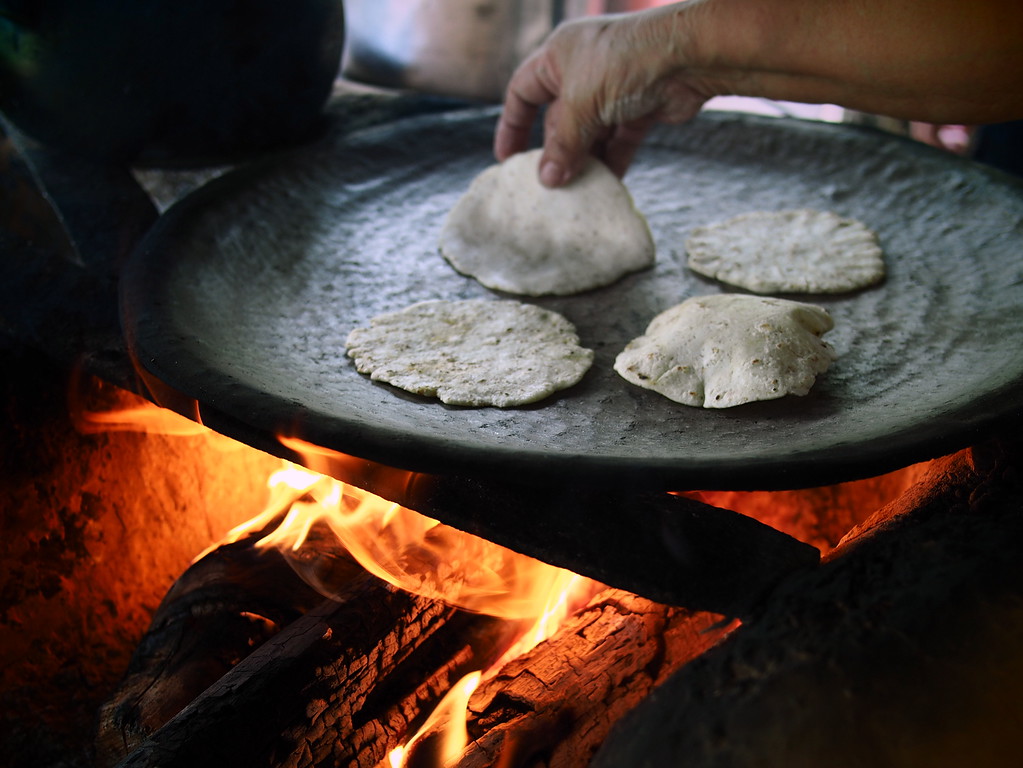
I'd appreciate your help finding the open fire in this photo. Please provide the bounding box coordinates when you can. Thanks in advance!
[4,363,1022,768]
[5,60,1023,768]
[201,449,605,767]
[82,381,681,767]
[237,454,599,626]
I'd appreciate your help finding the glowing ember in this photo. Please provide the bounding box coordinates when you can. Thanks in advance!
[679,460,934,553]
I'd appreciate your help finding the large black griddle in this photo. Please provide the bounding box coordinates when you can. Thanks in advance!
[121,109,1023,494]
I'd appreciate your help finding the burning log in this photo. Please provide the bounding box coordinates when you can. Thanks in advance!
[283,440,823,619]
[115,570,520,768]
[686,460,934,553]
[591,442,1023,767]
[94,517,346,765]
[401,590,731,768]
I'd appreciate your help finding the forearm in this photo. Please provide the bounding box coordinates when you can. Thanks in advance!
[495,0,1023,185]
[659,0,1023,123]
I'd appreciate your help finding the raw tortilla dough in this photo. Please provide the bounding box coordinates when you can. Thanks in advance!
[345,299,594,407]
[686,209,884,294]
[614,294,837,408]
[439,149,655,296]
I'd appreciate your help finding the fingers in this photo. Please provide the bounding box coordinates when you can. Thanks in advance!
[539,109,652,186]
[538,97,596,187]
[494,52,558,162]
[494,89,541,163]
[600,118,654,178]
[494,50,593,188]
[494,83,589,188]
[496,20,611,187]
[493,13,668,187]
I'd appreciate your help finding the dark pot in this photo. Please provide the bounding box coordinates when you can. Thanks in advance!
[0,0,345,165]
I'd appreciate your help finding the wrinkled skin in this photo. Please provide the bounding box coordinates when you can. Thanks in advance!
[495,9,711,186]
[496,0,1023,187]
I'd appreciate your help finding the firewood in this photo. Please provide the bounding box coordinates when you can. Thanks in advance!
[401,589,731,768]
[115,571,521,768]
[284,443,822,617]
[94,517,345,766]
[390,473,820,618]
[591,444,1023,767]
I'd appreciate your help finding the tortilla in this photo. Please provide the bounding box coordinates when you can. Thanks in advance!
[346,299,594,407]
[614,294,837,408]
[439,149,655,296]
[686,209,884,293]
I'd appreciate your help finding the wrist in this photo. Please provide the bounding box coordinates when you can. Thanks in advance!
[625,1,734,111]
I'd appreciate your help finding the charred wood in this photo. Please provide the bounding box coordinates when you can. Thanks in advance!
[94,517,348,765]
[684,460,934,553]
[592,443,1023,767]
[282,442,822,619]
[115,571,519,768]
[321,465,823,618]
[402,590,730,768]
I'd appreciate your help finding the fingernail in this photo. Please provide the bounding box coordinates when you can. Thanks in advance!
[540,161,566,188]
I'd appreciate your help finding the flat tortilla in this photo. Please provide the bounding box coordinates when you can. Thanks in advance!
[439,149,655,296]
[346,299,594,407]
[686,209,884,294]
[614,294,837,408]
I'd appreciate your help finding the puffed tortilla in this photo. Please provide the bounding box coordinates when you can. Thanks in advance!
[686,209,884,294]
[346,299,594,407]
[614,294,837,408]
[439,149,656,296]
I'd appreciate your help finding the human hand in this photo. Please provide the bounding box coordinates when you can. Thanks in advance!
[493,7,712,187]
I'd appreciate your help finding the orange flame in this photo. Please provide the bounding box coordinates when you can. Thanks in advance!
[234,439,604,768]
[387,672,481,768]
[229,457,598,622]
[68,373,248,457]
[69,382,598,767]
[73,401,208,435]
[212,439,602,768]
[68,380,598,626]
[69,374,209,436]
